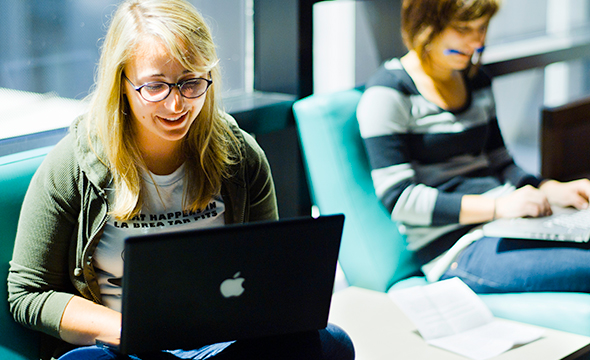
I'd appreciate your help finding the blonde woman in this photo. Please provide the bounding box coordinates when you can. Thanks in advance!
[8,1,354,359]
[357,0,590,293]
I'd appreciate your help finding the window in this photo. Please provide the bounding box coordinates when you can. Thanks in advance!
[0,0,252,142]
[485,0,590,174]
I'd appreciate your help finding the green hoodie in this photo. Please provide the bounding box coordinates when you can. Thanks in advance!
[8,113,278,359]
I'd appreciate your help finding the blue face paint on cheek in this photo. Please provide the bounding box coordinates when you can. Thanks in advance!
[443,46,485,56]
[443,49,466,56]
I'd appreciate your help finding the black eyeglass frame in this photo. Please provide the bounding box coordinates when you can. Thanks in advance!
[123,72,213,102]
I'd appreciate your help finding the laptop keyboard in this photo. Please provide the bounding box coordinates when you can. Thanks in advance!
[545,209,590,229]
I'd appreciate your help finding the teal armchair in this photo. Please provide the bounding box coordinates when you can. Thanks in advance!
[0,146,53,359]
[293,88,590,336]
[293,89,420,292]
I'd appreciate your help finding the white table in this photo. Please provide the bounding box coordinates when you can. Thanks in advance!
[329,286,590,360]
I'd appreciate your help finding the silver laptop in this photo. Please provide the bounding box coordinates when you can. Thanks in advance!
[98,214,345,355]
[482,207,590,242]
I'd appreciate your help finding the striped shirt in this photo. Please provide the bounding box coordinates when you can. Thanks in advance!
[357,58,542,250]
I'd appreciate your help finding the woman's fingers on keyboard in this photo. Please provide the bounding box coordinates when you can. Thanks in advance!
[540,179,590,209]
[497,186,551,218]
[565,179,590,209]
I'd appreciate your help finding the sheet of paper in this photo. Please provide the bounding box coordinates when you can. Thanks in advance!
[389,277,544,360]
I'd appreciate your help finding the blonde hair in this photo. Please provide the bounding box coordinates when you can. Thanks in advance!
[86,0,238,220]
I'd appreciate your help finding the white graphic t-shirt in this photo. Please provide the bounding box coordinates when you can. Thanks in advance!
[94,164,225,312]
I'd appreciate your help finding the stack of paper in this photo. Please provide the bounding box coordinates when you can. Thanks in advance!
[389,277,544,360]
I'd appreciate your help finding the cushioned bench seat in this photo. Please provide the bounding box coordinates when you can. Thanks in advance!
[1,146,54,359]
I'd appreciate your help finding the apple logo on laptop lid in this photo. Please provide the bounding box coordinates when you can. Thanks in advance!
[220,271,245,298]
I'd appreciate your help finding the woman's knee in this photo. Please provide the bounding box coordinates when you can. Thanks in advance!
[58,345,121,360]
[320,323,355,360]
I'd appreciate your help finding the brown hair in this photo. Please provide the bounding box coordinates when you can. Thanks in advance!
[401,0,501,58]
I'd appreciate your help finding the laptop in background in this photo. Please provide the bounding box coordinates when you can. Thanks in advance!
[104,214,344,355]
[482,207,590,243]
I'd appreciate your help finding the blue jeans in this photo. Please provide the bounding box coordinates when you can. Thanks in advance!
[441,236,590,293]
[58,324,355,360]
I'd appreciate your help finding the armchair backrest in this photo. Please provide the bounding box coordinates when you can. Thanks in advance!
[293,89,420,292]
[0,146,52,359]
[541,95,590,181]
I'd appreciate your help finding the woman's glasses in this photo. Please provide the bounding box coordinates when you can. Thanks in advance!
[123,73,212,102]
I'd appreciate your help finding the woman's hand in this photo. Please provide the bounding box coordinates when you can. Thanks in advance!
[539,179,590,210]
[495,185,552,219]
[461,187,550,224]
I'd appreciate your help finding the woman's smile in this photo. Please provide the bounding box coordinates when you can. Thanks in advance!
[157,111,190,124]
